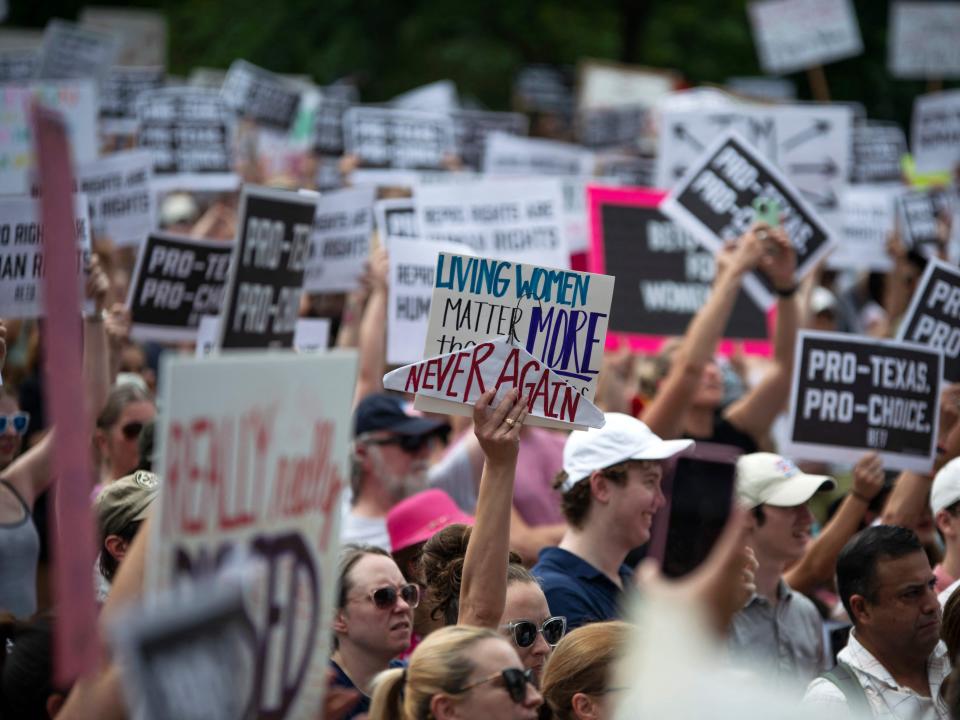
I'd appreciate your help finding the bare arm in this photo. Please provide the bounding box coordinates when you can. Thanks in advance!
[352,247,388,406]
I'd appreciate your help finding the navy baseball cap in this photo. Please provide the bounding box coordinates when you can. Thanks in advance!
[354,394,451,438]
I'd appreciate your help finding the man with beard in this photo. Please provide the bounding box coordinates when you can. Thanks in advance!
[343,394,450,549]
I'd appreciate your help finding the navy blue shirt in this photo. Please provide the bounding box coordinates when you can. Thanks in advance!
[532,547,633,630]
[330,658,405,719]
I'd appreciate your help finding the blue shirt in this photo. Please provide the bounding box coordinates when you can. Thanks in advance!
[532,547,633,630]
[330,658,405,719]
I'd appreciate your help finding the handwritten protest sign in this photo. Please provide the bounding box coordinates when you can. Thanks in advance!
[897,188,952,257]
[911,90,960,174]
[343,107,456,169]
[450,109,528,170]
[832,185,897,272]
[415,178,570,269]
[577,59,678,110]
[218,187,316,349]
[386,336,605,428]
[898,259,960,383]
[661,130,836,309]
[100,66,165,135]
[128,233,233,342]
[303,186,376,293]
[147,349,357,719]
[37,19,119,80]
[785,331,942,472]
[0,80,98,194]
[196,316,330,357]
[79,6,167,67]
[851,121,907,184]
[136,87,239,191]
[221,60,303,132]
[588,187,769,350]
[76,149,155,246]
[0,195,91,319]
[747,0,863,75]
[375,197,418,244]
[483,131,595,177]
[889,1,960,80]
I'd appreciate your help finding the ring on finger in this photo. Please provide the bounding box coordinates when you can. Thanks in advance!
[504,417,515,427]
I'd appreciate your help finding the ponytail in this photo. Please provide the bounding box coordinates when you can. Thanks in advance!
[368,667,407,720]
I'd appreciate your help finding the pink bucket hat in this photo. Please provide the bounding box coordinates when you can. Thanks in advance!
[387,489,474,553]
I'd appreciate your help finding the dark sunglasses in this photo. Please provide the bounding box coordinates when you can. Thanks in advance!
[368,583,420,610]
[120,421,144,441]
[365,432,441,454]
[0,412,29,436]
[458,667,535,704]
[502,616,567,648]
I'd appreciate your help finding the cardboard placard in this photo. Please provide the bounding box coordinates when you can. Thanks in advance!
[851,121,907,184]
[0,195,91,319]
[911,90,960,174]
[37,19,120,80]
[221,60,303,132]
[196,316,330,357]
[0,48,39,82]
[588,187,769,348]
[576,60,678,110]
[312,95,349,155]
[889,1,960,80]
[343,106,456,170]
[898,258,960,383]
[128,233,233,342]
[575,105,646,150]
[79,6,167,67]
[303,186,376,293]
[897,188,952,257]
[218,186,317,349]
[100,66,166,135]
[831,185,898,272]
[76,149,155,246]
[374,197,418,243]
[147,350,357,719]
[661,130,837,309]
[414,178,571,269]
[747,0,863,75]
[0,80,98,195]
[785,330,942,472]
[136,87,239,191]
[482,131,595,177]
[450,109,528,170]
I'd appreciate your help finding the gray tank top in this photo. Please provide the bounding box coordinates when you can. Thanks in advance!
[0,479,40,618]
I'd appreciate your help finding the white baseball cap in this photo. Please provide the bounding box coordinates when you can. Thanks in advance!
[735,453,835,508]
[560,413,694,492]
[931,457,960,516]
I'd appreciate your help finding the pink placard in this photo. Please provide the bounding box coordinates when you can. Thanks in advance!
[32,104,100,685]
[586,185,773,357]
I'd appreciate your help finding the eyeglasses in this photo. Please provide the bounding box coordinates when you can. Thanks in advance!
[364,433,440,454]
[457,667,535,704]
[0,412,29,436]
[120,421,144,441]
[366,583,420,610]
[501,616,567,648]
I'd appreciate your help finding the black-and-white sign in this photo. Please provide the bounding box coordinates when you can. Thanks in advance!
[852,121,907,184]
[220,60,302,132]
[0,48,39,82]
[75,150,155,246]
[37,19,120,80]
[128,233,233,342]
[303,186,376,293]
[513,64,575,115]
[898,258,960,383]
[897,188,952,256]
[312,95,350,155]
[911,90,960,174]
[218,186,317,349]
[889,1,960,80]
[343,107,456,169]
[375,197,418,243]
[100,66,165,135]
[833,185,897,272]
[483,132,595,177]
[662,130,837,309]
[786,330,942,472]
[450,110,528,170]
[575,106,646,150]
[136,87,239,191]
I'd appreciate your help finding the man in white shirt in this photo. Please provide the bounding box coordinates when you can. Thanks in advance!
[803,525,950,719]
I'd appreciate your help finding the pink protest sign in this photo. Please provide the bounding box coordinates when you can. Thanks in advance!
[587,185,772,357]
[32,104,100,685]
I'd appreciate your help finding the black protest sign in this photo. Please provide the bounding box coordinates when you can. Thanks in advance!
[897,188,951,256]
[786,331,942,472]
[513,64,575,116]
[450,110,528,170]
[662,130,836,310]
[343,107,456,169]
[898,258,960,383]
[575,105,646,149]
[851,121,906,184]
[128,233,233,343]
[100,66,165,133]
[313,96,350,155]
[218,186,317,349]
[221,60,302,132]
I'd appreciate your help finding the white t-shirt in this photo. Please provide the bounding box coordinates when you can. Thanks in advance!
[340,512,390,550]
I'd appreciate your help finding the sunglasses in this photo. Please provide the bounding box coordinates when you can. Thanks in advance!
[502,616,567,648]
[367,583,420,610]
[120,421,144,441]
[458,667,535,704]
[365,432,441,454]
[0,412,29,436]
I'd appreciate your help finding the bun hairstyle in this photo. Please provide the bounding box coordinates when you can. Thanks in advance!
[0,612,56,719]
[419,524,534,626]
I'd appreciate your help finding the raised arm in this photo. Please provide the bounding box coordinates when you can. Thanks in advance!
[352,247,388,406]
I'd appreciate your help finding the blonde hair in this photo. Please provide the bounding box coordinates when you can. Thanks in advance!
[368,625,501,720]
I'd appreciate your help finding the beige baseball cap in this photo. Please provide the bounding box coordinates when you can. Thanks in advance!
[735,452,835,508]
[95,470,160,538]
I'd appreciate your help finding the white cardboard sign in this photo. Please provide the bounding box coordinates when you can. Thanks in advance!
[830,185,898,272]
[37,18,120,80]
[76,150,155,246]
[483,131,595,177]
[889,1,960,80]
[577,60,677,110]
[303,186,376,293]
[79,6,167,67]
[911,90,960,174]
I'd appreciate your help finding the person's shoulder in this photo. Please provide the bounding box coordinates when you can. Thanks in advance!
[802,675,848,707]
[786,584,823,621]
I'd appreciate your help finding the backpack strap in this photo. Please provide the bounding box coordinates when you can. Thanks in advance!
[820,662,872,717]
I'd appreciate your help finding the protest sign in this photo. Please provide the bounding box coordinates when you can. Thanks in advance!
[785,330,942,472]
[725,76,797,102]
[747,0,863,75]
[0,48,39,81]
[0,80,98,195]
[911,90,960,174]
[575,106,646,150]
[79,6,167,67]
[415,178,570,269]
[897,188,952,257]
[450,109,528,170]
[196,316,331,357]
[100,66,166,135]
[303,186,376,293]
[832,185,897,272]
[221,60,303,132]
[851,121,907,184]
[889,1,960,80]
[375,197,418,246]
[561,177,592,255]
[218,186,317,349]
[76,149,155,246]
[588,187,769,349]
[576,60,678,110]
[189,67,227,89]
[661,130,837,310]
[343,106,456,170]
[514,64,574,113]
[128,233,233,342]
[595,153,656,188]
[387,238,467,365]
[483,132,595,177]
[137,87,239,191]
[312,95,350,155]
[898,258,960,383]
[386,336,605,428]
[147,349,357,719]
[37,19,120,80]
[391,80,458,112]
[0,195,91,319]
